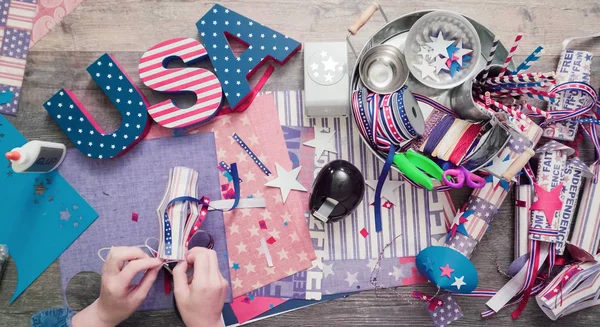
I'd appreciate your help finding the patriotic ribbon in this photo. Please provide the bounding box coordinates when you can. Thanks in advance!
[530,82,598,122]
[374,144,396,232]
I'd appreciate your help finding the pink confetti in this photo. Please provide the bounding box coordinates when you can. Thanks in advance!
[266,236,276,244]
[132,212,139,222]
[259,220,267,229]
[360,228,369,238]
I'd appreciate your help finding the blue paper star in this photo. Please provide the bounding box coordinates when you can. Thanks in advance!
[449,61,461,77]
[232,263,240,270]
[446,44,459,58]
[422,257,435,273]
[484,175,510,191]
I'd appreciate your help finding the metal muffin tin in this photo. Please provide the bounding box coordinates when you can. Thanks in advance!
[349,8,515,171]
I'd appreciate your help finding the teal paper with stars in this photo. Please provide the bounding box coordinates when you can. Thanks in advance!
[44,53,152,159]
[0,114,97,302]
[416,246,478,294]
[196,4,301,110]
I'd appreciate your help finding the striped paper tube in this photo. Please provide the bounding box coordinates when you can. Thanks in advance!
[521,102,552,119]
[499,33,523,77]
[512,46,544,74]
[536,261,600,320]
[485,75,540,85]
[481,36,500,80]
[515,185,532,259]
[555,158,592,255]
[568,164,600,262]
[530,147,567,243]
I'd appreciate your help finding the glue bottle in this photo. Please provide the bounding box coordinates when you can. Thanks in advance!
[5,140,67,173]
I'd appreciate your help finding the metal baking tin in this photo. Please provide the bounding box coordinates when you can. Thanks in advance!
[359,44,409,94]
[350,10,515,171]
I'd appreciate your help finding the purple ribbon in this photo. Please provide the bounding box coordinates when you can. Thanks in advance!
[374,144,396,232]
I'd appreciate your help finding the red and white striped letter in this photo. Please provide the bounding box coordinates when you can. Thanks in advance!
[139,37,223,129]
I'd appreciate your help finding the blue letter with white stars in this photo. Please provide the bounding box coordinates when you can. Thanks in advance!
[196,4,301,111]
[44,54,151,159]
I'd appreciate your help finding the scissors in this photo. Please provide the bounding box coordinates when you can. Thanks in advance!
[393,150,445,190]
[443,166,486,188]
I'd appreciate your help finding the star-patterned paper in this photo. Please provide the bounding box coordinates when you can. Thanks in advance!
[44,54,152,159]
[0,0,36,115]
[146,94,315,297]
[306,49,345,86]
[196,4,301,110]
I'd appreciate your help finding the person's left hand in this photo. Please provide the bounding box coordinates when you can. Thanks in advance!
[72,246,163,327]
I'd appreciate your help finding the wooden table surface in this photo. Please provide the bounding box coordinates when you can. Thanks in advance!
[2,0,600,326]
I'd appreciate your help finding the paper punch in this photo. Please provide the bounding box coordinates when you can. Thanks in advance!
[303,42,349,117]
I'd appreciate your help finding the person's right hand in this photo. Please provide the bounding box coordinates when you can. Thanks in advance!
[173,248,228,327]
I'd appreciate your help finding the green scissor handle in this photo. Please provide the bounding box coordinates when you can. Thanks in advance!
[393,150,446,190]
[405,150,445,181]
[393,152,433,190]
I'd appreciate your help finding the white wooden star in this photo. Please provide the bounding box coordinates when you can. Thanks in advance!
[413,61,439,81]
[426,31,454,58]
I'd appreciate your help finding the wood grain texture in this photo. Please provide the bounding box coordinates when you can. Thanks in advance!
[2,0,600,326]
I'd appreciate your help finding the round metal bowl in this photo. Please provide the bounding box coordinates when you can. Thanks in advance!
[349,9,515,171]
[359,44,409,94]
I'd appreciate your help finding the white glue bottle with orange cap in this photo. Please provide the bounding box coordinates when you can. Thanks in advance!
[5,140,66,173]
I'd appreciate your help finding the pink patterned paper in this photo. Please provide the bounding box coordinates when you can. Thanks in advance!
[31,0,83,46]
[147,94,316,296]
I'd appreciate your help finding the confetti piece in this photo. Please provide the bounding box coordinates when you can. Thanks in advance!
[261,238,274,267]
[232,263,240,270]
[266,236,276,245]
[259,220,267,229]
[360,228,369,238]
[131,212,138,222]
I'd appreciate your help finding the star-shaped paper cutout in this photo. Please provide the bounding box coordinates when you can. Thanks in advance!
[448,60,461,77]
[486,154,514,178]
[530,182,564,226]
[447,209,473,241]
[452,276,466,290]
[321,56,338,72]
[365,180,403,207]
[484,175,510,191]
[427,31,455,58]
[310,62,319,70]
[303,129,337,158]
[432,56,450,74]
[440,264,455,278]
[446,43,459,58]
[452,40,473,67]
[34,182,47,196]
[264,163,307,203]
[422,257,434,273]
[413,61,439,81]
[418,46,432,59]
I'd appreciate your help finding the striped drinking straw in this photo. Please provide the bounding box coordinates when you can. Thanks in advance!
[512,46,544,74]
[499,33,524,77]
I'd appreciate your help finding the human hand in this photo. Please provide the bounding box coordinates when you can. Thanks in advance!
[173,248,228,327]
[72,246,163,327]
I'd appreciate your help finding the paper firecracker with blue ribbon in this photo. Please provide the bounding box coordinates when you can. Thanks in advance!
[416,246,478,294]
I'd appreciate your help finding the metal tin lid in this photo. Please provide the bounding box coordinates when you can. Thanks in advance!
[359,44,409,94]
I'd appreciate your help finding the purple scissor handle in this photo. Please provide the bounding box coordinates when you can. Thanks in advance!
[443,167,486,189]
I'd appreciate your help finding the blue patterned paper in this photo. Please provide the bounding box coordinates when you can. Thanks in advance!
[197,4,301,109]
[44,53,151,159]
[0,114,98,302]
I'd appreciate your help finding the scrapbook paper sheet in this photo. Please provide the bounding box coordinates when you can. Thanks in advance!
[58,133,232,310]
[273,91,454,296]
[0,0,36,115]
[0,113,97,302]
[31,0,83,46]
[147,93,316,297]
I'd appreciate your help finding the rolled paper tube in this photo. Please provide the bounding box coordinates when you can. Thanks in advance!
[568,164,600,262]
[536,260,600,320]
[544,49,593,141]
[529,147,568,243]
[515,185,532,259]
[502,147,535,181]
[555,158,593,255]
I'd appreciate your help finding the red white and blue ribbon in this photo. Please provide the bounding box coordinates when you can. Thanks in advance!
[232,133,272,176]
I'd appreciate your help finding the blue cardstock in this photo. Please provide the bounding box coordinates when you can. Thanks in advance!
[0,114,98,302]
